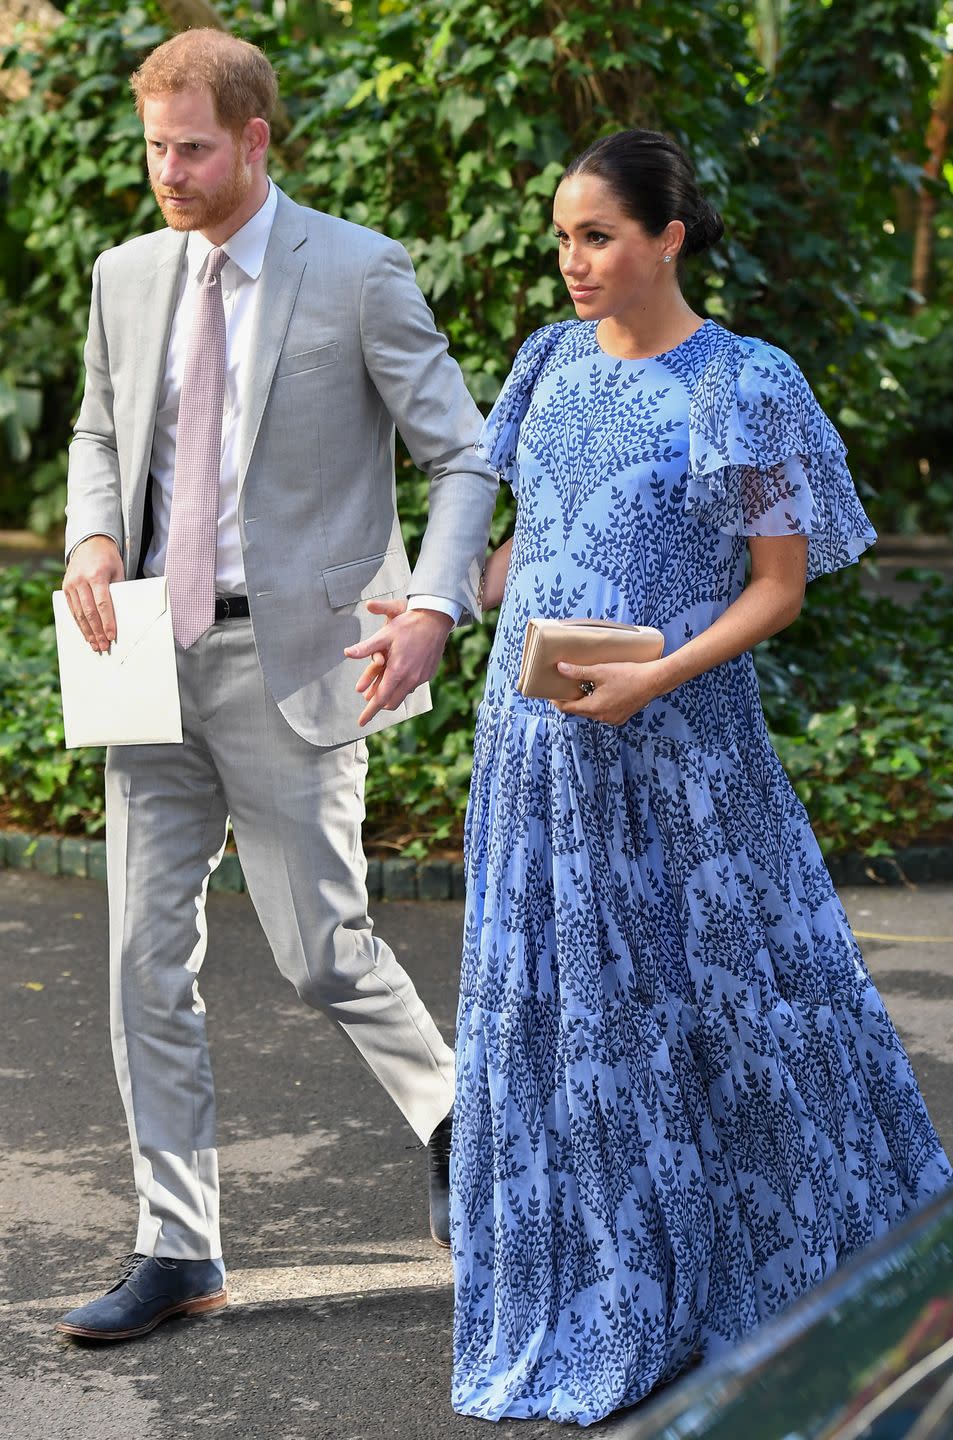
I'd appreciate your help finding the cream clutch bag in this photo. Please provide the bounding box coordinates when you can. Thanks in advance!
[516,618,665,700]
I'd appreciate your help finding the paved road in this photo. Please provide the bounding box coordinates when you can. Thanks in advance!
[1,873,951,1440]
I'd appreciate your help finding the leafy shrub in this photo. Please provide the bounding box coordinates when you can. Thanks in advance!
[0,561,105,833]
[1,560,950,859]
[864,304,953,535]
[1,0,949,857]
[756,568,953,855]
[0,0,949,530]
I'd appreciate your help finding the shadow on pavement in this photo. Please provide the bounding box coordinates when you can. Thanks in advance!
[2,871,951,1440]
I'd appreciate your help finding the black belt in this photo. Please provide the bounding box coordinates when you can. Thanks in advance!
[214,595,250,620]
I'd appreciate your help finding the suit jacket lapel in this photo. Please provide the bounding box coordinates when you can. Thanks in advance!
[130,230,186,517]
[237,191,308,494]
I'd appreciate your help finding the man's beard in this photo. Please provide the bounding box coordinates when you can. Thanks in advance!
[152,155,250,233]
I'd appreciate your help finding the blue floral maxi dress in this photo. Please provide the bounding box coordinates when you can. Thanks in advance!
[450,319,953,1426]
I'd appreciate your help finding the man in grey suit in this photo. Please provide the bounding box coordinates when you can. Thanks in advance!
[56,28,495,1341]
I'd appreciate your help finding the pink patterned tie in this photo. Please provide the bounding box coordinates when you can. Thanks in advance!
[165,246,228,648]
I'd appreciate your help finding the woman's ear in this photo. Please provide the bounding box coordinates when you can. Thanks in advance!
[662,218,686,262]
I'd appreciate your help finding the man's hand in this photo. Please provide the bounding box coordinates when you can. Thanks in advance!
[344,598,453,727]
[62,535,124,652]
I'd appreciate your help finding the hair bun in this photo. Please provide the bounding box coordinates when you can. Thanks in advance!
[684,199,724,257]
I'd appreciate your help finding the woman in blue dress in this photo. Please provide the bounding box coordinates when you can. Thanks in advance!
[449,131,953,1425]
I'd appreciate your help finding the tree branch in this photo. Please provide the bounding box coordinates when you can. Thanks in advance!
[912,51,953,309]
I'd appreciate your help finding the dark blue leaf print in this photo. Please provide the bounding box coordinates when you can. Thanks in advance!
[684,332,877,581]
[521,364,683,544]
[452,1046,496,1231]
[508,506,557,580]
[552,1181,614,1313]
[573,473,740,630]
[451,318,951,1426]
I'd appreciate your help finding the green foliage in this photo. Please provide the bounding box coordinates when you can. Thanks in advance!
[363,620,491,858]
[0,0,950,854]
[865,302,953,533]
[273,0,754,404]
[0,360,41,468]
[1,561,950,860]
[733,0,953,514]
[755,568,953,855]
[0,562,105,833]
[1,0,951,531]
[0,1,166,522]
[722,2,941,442]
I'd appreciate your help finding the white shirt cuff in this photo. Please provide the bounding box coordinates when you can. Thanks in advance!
[407,594,463,626]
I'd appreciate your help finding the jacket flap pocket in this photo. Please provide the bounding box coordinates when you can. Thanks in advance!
[274,342,340,379]
[323,549,411,608]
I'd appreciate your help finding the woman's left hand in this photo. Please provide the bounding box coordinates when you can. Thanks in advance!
[551,659,667,725]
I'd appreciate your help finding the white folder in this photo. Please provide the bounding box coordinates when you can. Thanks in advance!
[52,576,183,748]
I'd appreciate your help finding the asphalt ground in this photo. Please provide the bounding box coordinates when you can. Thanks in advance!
[1,873,951,1440]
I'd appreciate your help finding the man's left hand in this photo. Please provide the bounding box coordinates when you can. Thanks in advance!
[344,599,453,727]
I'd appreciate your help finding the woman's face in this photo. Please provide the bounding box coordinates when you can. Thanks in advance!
[553,174,673,321]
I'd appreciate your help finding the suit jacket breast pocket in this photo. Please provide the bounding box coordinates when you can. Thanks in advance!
[274,342,340,380]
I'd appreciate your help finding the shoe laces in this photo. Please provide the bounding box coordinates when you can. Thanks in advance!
[108,1252,148,1292]
[428,1116,452,1175]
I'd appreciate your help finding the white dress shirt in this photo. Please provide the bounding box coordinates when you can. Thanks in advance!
[143,179,460,622]
[144,180,278,594]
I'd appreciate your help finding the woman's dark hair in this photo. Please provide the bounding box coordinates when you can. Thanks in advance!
[563,130,724,258]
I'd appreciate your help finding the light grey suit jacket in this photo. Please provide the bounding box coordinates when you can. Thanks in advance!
[65,187,498,746]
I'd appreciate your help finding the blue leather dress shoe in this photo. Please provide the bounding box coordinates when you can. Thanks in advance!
[56,1253,227,1341]
[428,1109,452,1248]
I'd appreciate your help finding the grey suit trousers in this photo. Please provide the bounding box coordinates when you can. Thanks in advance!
[104,617,454,1260]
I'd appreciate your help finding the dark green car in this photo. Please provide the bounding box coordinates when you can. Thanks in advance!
[619,1187,953,1440]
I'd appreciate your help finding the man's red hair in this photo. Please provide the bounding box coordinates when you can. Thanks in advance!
[130,28,277,132]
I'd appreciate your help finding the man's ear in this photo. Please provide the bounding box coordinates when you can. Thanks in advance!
[244,117,270,165]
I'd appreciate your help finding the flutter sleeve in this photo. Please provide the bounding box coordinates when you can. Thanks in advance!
[475,321,575,492]
[686,337,876,582]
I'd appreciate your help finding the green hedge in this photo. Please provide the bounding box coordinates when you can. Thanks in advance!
[757,569,953,857]
[2,560,950,860]
[1,0,950,862]
[1,0,951,529]
[0,562,106,834]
